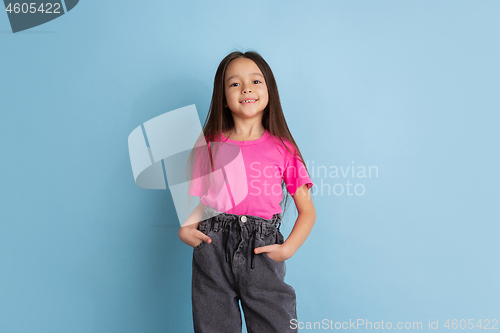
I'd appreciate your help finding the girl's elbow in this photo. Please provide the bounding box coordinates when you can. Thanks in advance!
[299,207,316,221]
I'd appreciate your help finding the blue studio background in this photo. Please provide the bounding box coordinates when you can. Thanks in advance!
[1,1,499,332]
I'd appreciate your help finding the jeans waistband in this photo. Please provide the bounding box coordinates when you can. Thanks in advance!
[201,205,283,269]
[203,205,282,227]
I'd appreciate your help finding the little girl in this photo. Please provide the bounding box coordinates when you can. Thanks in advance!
[178,50,316,333]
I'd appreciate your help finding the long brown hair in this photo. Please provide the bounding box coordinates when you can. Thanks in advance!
[186,50,314,219]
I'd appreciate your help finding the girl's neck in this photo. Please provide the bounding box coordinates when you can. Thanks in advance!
[223,125,266,141]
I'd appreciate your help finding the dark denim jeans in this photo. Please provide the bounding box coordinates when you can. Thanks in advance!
[192,206,297,332]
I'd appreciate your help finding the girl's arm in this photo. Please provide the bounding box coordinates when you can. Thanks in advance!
[178,202,212,247]
[180,201,206,228]
[281,184,316,258]
[255,184,316,260]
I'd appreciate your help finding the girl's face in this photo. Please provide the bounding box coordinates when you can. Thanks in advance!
[224,58,269,120]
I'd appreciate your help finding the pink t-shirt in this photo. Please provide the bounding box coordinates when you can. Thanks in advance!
[188,129,313,220]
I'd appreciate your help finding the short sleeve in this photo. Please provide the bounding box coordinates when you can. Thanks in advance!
[187,141,212,198]
[282,144,314,196]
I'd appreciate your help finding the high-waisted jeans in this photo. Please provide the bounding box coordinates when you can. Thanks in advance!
[191,206,297,332]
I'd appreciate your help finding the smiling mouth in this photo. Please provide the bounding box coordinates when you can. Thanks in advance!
[241,99,257,103]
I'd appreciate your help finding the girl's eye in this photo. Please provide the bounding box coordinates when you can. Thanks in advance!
[229,80,263,87]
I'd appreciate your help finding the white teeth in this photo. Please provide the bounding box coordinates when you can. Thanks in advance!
[243,99,256,103]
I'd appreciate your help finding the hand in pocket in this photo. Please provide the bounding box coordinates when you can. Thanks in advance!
[254,244,291,262]
[179,226,212,248]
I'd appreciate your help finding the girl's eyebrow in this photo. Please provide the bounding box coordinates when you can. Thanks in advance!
[226,73,264,83]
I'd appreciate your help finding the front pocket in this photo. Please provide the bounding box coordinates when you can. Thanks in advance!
[193,221,212,251]
[276,230,284,245]
[193,239,205,250]
[263,252,284,263]
[193,233,212,251]
[258,229,285,263]
[260,228,283,247]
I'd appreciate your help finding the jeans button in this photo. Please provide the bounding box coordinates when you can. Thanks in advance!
[240,215,247,223]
